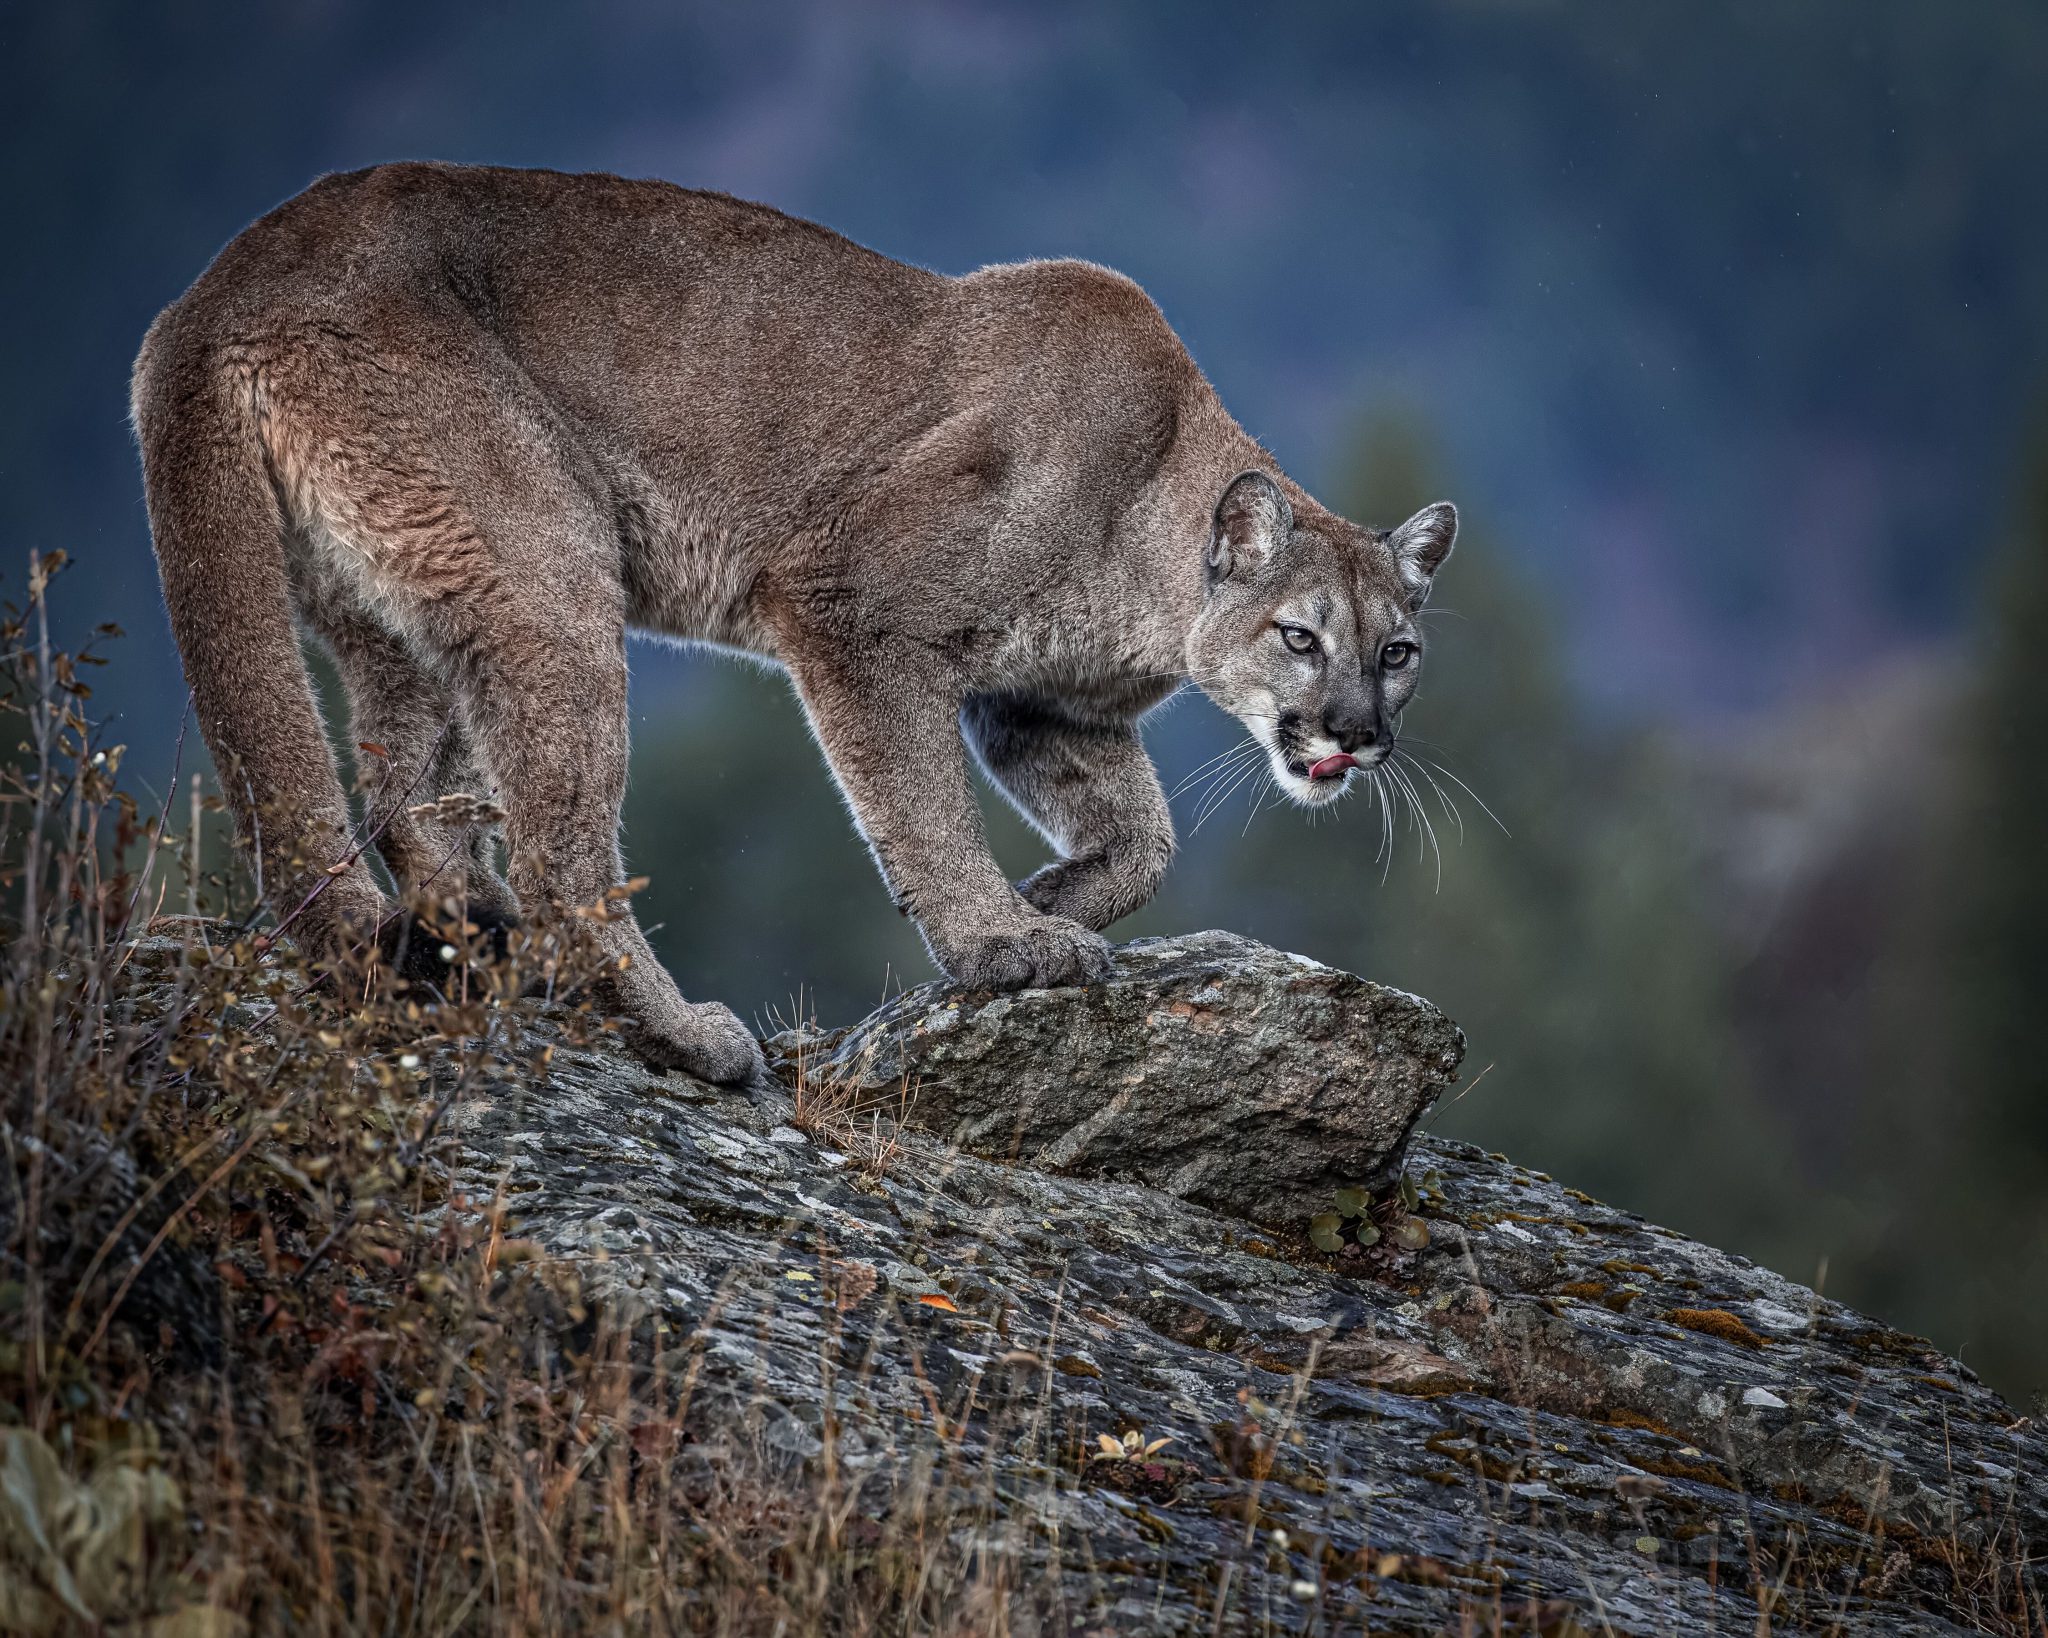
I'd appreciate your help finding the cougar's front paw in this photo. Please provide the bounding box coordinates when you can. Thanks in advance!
[1020,837,1171,933]
[1019,854,1132,932]
[616,992,766,1087]
[940,916,1113,992]
[1019,855,1100,924]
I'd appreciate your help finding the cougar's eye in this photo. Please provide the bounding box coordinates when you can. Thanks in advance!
[1279,624,1320,656]
[1381,641,1415,670]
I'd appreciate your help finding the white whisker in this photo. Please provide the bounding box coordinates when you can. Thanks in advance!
[1370,767,1394,878]
[1388,759,1444,892]
[1241,772,1280,837]
[1169,739,1262,799]
[1394,747,1464,840]
[1191,755,1267,835]
[1189,745,1260,819]
[1413,754,1510,837]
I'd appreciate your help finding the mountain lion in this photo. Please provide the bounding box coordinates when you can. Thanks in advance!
[132,163,1457,1086]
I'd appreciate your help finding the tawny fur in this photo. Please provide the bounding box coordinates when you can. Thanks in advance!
[131,163,1456,1084]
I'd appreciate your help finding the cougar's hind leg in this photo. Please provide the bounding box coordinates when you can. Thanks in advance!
[260,315,761,1084]
[131,331,389,964]
[316,609,519,925]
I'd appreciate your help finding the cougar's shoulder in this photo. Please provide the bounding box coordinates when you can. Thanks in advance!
[944,259,1198,510]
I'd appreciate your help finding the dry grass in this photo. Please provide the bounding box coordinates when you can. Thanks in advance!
[773,1000,916,1186]
[0,553,1021,1634]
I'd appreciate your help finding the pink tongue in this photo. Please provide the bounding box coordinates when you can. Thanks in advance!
[1308,753,1359,781]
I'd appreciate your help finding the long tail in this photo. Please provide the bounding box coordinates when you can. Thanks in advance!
[130,314,382,948]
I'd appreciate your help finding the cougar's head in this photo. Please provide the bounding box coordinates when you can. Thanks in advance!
[1187,471,1457,809]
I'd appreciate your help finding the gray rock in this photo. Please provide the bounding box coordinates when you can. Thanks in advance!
[768,930,1465,1224]
[118,928,2048,1633]
[437,991,2045,1635]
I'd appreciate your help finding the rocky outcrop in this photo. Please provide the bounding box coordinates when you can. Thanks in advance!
[341,934,2046,1631]
[771,930,1465,1223]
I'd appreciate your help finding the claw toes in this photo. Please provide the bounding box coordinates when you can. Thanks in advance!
[946,918,1111,992]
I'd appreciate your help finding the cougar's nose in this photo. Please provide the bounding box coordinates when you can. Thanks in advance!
[1322,705,1379,755]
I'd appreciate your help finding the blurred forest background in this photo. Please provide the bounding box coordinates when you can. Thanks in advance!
[3,2,2045,1401]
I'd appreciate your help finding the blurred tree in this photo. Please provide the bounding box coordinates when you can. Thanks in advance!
[1966,425,2048,1163]
[1949,418,2048,1399]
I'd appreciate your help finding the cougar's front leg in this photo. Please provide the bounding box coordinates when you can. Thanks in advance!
[475,626,765,1089]
[452,593,765,1088]
[791,657,1113,990]
[964,694,1175,932]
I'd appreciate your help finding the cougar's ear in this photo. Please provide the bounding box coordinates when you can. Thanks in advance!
[1207,471,1293,587]
[1386,501,1458,608]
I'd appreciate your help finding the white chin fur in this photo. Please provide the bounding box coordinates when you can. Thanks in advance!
[1272,752,1351,808]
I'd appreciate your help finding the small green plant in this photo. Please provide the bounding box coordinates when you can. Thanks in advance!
[1308,1167,1443,1254]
